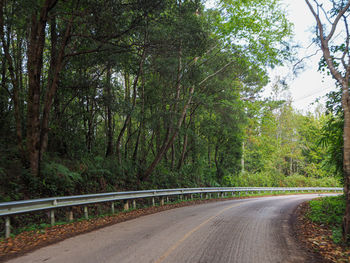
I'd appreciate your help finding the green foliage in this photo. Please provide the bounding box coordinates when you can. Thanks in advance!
[40,161,83,196]
[307,195,345,244]
[308,195,345,225]
[0,0,338,204]
[230,172,340,187]
[243,81,340,183]
[313,89,343,184]
[217,0,292,67]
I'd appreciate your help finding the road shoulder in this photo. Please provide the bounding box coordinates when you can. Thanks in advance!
[293,201,349,262]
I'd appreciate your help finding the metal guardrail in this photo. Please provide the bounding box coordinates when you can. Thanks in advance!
[0,187,342,238]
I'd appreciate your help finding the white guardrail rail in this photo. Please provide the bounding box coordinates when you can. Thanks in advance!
[0,187,342,238]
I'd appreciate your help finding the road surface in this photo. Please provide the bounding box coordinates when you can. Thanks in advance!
[6,194,329,263]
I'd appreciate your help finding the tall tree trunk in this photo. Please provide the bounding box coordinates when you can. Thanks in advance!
[214,144,220,178]
[208,144,211,169]
[86,88,96,153]
[105,64,114,157]
[27,2,53,176]
[141,86,195,181]
[133,70,146,164]
[39,14,72,161]
[241,141,245,173]
[116,49,146,162]
[141,57,232,180]
[0,56,6,115]
[305,0,350,241]
[342,86,350,240]
[178,113,191,170]
[0,3,24,160]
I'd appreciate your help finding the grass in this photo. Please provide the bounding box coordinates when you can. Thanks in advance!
[307,195,345,244]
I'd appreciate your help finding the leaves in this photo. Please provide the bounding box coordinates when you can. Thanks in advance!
[297,199,350,262]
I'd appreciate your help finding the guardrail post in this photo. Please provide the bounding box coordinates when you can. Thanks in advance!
[68,208,74,222]
[111,203,115,214]
[166,196,169,203]
[50,210,55,225]
[152,197,155,206]
[84,206,89,219]
[160,197,165,206]
[124,200,130,210]
[133,200,136,209]
[5,216,10,238]
[50,199,57,225]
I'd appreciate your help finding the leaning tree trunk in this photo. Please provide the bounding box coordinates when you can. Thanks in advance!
[105,64,114,157]
[342,86,350,240]
[305,0,350,241]
[141,86,195,181]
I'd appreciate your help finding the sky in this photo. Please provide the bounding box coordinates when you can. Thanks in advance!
[205,0,338,113]
[265,0,337,113]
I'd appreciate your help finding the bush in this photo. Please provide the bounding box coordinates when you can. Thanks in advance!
[40,161,83,196]
[307,195,345,244]
[229,172,340,187]
[308,195,345,225]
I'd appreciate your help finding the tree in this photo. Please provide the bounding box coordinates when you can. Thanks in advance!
[305,0,350,241]
[0,0,163,176]
[0,0,296,199]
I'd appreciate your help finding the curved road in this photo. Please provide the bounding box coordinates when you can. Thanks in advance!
[7,194,330,263]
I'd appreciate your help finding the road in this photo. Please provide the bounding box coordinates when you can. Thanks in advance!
[6,194,329,263]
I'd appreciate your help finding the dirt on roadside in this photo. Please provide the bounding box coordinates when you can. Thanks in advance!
[0,197,243,262]
[0,193,337,262]
[294,201,350,263]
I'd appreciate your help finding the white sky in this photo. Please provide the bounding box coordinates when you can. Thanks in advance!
[265,0,337,113]
[205,0,339,114]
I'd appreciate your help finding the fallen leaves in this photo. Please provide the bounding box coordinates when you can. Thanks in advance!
[0,197,244,262]
[295,202,350,263]
[0,193,334,262]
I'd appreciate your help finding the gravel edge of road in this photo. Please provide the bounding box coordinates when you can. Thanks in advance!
[0,193,335,262]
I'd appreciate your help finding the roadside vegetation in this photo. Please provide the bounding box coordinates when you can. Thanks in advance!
[307,195,345,244]
[0,0,341,203]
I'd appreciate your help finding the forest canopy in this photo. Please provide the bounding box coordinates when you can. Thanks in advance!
[0,0,340,201]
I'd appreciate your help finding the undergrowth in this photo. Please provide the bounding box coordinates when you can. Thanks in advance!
[307,195,345,244]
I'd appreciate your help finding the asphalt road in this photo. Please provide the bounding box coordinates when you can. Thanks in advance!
[7,194,329,263]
